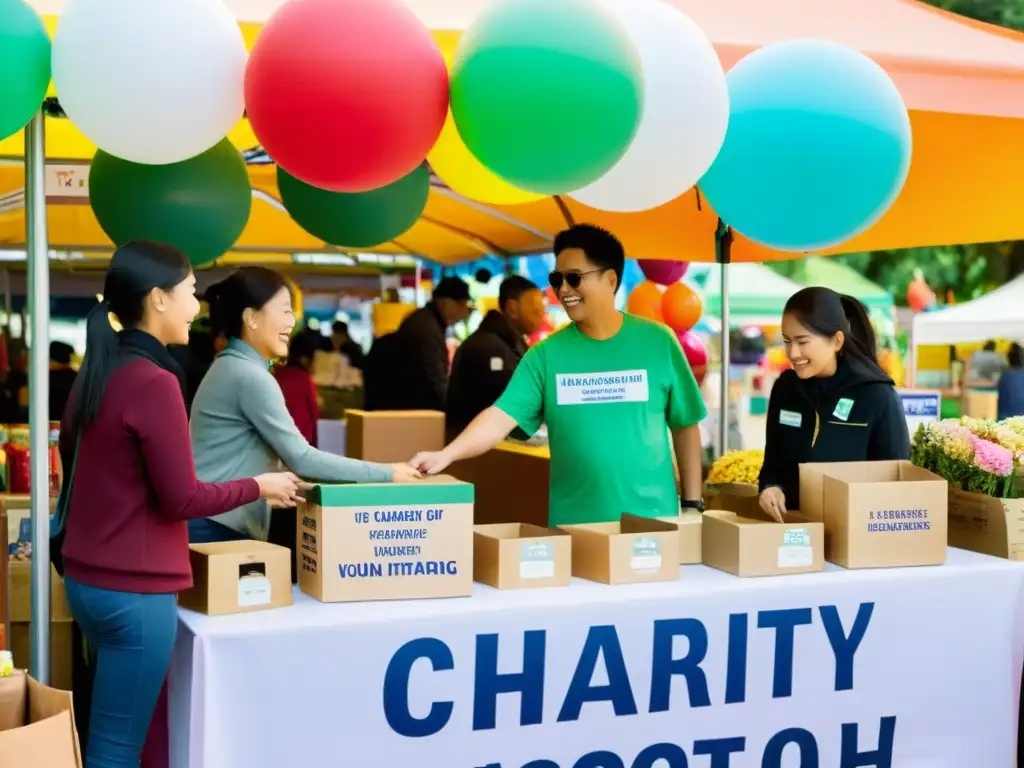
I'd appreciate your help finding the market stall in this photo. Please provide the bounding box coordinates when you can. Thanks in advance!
[166,548,1024,768]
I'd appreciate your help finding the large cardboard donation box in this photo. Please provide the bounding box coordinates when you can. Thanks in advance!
[299,477,474,602]
[344,409,445,463]
[473,523,571,590]
[947,487,1024,560]
[178,541,292,616]
[0,671,81,768]
[559,515,679,585]
[702,509,824,577]
[800,461,948,568]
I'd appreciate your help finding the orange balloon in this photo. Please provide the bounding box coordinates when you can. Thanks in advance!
[661,282,703,332]
[627,281,664,322]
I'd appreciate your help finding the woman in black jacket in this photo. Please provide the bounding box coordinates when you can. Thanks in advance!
[759,287,910,520]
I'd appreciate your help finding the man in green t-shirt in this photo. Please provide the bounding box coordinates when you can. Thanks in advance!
[411,225,707,526]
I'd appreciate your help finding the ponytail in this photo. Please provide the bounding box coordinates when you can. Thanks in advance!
[838,294,879,363]
[205,267,288,341]
[72,301,120,432]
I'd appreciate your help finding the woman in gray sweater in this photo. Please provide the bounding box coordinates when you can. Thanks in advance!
[189,267,421,546]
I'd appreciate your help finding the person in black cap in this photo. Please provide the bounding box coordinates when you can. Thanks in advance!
[385,276,472,411]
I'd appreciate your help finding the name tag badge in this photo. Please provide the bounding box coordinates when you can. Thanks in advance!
[556,369,649,406]
[833,398,855,422]
[489,356,504,372]
[779,409,803,428]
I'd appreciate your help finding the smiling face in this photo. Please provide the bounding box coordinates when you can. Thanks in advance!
[552,247,617,325]
[243,286,295,360]
[781,312,843,379]
[148,272,201,347]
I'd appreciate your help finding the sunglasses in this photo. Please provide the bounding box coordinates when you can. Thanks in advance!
[548,268,607,291]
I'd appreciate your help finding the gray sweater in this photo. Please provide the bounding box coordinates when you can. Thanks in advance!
[190,339,393,539]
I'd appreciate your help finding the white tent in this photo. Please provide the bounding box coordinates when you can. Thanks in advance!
[913,274,1024,344]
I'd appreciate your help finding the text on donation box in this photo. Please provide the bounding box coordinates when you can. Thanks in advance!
[299,491,473,601]
[378,602,902,767]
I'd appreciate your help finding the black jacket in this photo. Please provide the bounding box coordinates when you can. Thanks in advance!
[364,303,449,411]
[445,310,527,438]
[759,358,910,510]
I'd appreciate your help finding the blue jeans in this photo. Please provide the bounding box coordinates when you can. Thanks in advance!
[188,517,248,543]
[64,577,177,768]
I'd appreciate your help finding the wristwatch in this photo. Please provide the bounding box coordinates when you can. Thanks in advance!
[680,498,705,513]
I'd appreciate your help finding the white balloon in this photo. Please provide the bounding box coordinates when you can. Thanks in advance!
[572,0,729,213]
[52,0,247,165]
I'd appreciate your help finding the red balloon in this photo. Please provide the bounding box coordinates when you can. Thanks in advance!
[661,282,703,332]
[677,330,709,384]
[627,281,664,322]
[638,259,688,286]
[245,0,448,193]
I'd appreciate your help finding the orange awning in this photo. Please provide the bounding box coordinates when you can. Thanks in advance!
[3,0,1023,264]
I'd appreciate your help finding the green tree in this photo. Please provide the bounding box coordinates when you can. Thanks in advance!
[797,0,1024,305]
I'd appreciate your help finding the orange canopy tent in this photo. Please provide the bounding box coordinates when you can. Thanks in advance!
[4,0,1024,265]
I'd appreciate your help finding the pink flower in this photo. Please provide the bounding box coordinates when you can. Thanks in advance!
[969,434,1014,477]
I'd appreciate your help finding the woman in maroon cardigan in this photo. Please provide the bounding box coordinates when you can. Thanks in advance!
[57,241,299,768]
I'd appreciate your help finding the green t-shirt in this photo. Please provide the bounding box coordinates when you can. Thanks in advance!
[494,314,707,526]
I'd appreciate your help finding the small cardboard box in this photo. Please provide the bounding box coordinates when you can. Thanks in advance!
[705,483,763,519]
[8,562,74,691]
[947,487,1024,560]
[800,460,948,569]
[473,523,571,589]
[178,541,292,616]
[0,672,82,767]
[298,476,474,602]
[654,511,703,564]
[702,509,825,577]
[559,515,679,585]
[344,409,445,463]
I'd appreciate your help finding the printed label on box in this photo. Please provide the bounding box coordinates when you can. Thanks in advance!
[778,527,813,568]
[630,537,662,572]
[238,575,272,607]
[519,542,556,580]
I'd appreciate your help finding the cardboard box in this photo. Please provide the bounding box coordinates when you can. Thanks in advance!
[298,476,474,602]
[702,509,825,577]
[8,561,73,691]
[0,671,81,767]
[178,541,292,616]
[559,515,679,585]
[449,441,549,526]
[344,409,445,464]
[655,511,703,564]
[705,483,763,519]
[473,523,571,590]
[800,461,948,568]
[947,487,1024,560]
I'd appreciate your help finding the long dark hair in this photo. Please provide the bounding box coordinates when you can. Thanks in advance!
[75,241,192,429]
[206,266,288,341]
[783,287,886,378]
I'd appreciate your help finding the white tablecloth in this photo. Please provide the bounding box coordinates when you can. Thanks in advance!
[168,549,1024,768]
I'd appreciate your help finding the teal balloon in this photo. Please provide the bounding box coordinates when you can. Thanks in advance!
[699,39,912,253]
[278,163,429,248]
[0,0,51,141]
[451,0,643,195]
[89,139,252,267]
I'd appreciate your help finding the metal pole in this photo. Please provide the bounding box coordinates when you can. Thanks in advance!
[26,112,51,683]
[414,259,424,307]
[715,221,733,458]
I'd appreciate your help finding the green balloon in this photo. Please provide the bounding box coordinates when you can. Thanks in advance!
[89,139,252,267]
[278,163,429,248]
[0,0,51,141]
[451,0,643,195]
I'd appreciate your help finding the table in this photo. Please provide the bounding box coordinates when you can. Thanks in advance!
[167,548,1024,768]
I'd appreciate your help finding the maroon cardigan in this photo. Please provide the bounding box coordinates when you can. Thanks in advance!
[60,357,259,593]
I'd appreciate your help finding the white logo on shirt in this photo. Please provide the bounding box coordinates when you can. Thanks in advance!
[556,370,649,405]
[489,356,504,372]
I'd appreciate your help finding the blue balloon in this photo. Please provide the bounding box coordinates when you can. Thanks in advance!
[699,39,912,253]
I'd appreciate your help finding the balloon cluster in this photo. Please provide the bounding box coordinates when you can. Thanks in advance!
[626,260,708,385]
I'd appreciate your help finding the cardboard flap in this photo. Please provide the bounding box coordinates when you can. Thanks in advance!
[26,677,73,725]
[0,672,28,733]
[0,674,80,768]
[620,514,679,534]
[705,482,759,498]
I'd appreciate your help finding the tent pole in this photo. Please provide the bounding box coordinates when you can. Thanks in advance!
[715,220,733,458]
[26,111,51,683]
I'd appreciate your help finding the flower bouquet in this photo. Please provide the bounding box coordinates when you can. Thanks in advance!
[911,420,1016,498]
